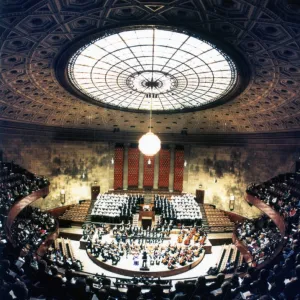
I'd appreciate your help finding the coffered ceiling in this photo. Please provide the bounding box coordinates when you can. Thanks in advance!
[1,0,300,135]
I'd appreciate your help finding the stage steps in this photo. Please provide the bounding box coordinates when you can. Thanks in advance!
[85,198,97,223]
[199,203,209,229]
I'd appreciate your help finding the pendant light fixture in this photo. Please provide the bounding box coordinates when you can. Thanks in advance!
[138,28,161,156]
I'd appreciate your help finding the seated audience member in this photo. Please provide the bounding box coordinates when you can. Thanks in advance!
[170,281,185,299]
[72,277,92,300]
[0,260,15,284]
[127,285,142,299]
[250,269,269,297]
[96,288,109,300]
[209,273,225,292]
[194,276,211,298]
[212,281,234,300]
[11,281,28,300]
[284,264,300,300]
[144,284,170,300]
[173,282,199,300]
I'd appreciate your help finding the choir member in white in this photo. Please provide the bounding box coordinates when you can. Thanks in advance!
[91,194,142,223]
[171,194,202,225]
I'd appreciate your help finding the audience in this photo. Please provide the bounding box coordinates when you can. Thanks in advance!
[236,215,282,266]
[11,206,55,250]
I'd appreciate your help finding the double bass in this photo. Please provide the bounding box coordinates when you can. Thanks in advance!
[199,235,206,245]
[184,237,191,245]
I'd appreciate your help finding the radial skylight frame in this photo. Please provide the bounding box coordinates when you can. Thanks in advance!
[67,26,238,112]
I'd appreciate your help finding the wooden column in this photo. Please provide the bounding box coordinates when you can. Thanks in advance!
[153,152,159,189]
[169,145,175,192]
[183,145,190,193]
[138,151,144,189]
[108,142,115,190]
[123,143,129,190]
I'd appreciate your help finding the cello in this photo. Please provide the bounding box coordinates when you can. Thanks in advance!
[177,234,183,243]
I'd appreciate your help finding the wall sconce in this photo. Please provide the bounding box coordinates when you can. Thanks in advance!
[111,157,114,165]
[147,158,151,165]
[229,194,235,211]
[60,189,66,205]
[184,160,187,167]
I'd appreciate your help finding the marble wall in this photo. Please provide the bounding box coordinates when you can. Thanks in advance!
[184,146,296,217]
[0,135,112,209]
[0,134,297,217]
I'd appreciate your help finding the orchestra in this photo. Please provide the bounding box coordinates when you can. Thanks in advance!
[87,225,207,271]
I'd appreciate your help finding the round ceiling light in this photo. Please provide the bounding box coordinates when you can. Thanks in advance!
[138,132,161,156]
[67,26,238,112]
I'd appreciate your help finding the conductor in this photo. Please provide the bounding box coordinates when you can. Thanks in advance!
[140,250,149,271]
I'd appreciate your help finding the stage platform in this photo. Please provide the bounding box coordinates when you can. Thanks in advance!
[87,249,205,277]
[60,227,83,241]
[59,226,231,250]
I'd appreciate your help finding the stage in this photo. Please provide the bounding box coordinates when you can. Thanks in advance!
[59,225,234,278]
[84,228,212,277]
[87,249,205,277]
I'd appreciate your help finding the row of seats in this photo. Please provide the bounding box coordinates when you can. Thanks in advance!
[44,238,83,271]
[59,200,91,223]
[204,204,234,231]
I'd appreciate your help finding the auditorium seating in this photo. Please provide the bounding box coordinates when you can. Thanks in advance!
[203,204,235,232]
[11,206,56,251]
[59,200,91,223]
[235,216,282,267]
[212,244,243,274]
[0,160,299,299]
[45,237,83,271]
[0,161,49,215]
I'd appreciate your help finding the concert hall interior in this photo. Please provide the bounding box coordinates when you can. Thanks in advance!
[0,1,300,299]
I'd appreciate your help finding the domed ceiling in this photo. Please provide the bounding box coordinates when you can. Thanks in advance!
[0,0,300,135]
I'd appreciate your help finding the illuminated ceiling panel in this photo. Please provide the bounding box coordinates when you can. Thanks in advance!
[68,27,237,112]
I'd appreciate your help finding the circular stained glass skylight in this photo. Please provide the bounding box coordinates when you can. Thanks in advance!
[68,27,238,112]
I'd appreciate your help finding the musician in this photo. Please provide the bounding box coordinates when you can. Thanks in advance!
[142,251,148,268]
